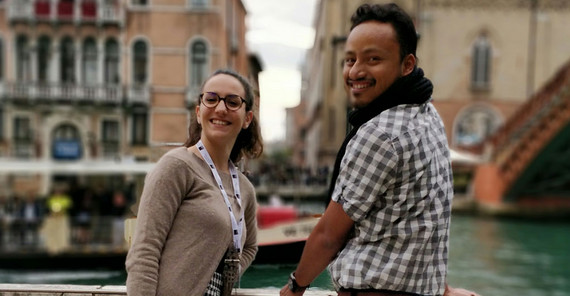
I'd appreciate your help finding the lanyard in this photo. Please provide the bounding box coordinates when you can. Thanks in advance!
[197,140,243,252]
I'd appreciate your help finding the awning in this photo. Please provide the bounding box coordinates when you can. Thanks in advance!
[0,159,156,175]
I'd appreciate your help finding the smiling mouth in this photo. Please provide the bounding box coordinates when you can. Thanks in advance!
[348,79,375,90]
[211,119,230,126]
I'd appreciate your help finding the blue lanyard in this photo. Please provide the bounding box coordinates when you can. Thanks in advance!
[196,140,243,252]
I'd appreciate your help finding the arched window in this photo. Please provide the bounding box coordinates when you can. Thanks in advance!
[37,36,51,83]
[471,33,492,90]
[16,35,31,81]
[190,40,207,87]
[454,105,502,146]
[60,37,75,83]
[0,38,4,81]
[104,38,120,84]
[191,0,208,7]
[0,105,3,141]
[83,37,98,84]
[133,40,147,84]
[52,123,82,160]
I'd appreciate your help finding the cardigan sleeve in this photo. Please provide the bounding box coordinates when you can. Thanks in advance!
[125,154,191,296]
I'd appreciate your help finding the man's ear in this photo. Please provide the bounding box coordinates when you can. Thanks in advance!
[401,54,416,76]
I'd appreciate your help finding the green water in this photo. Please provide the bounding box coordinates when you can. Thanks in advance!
[1,215,569,296]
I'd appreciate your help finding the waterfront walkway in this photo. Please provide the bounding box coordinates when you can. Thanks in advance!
[0,284,335,295]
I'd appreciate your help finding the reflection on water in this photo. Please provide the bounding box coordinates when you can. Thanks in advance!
[447,215,570,296]
[0,215,569,296]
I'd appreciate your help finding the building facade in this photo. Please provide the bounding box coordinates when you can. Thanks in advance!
[0,0,259,197]
[291,0,570,174]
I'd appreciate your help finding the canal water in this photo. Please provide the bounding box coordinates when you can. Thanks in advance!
[0,215,569,296]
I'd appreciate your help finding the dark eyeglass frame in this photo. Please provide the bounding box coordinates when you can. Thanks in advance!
[199,92,247,111]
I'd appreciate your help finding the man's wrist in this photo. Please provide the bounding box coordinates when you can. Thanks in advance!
[288,272,310,292]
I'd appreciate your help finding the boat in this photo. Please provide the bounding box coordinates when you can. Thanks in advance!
[254,205,320,264]
[125,204,321,265]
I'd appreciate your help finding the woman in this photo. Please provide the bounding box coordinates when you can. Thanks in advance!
[126,69,263,296]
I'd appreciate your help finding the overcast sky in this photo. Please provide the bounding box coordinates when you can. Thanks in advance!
[242,0,318,143]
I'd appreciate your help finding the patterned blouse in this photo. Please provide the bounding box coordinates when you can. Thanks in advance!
[329,102,453,296]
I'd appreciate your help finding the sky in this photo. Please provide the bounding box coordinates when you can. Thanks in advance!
[242,0,318,143]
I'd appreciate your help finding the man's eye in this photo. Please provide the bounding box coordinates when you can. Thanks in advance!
[344,58,355,65]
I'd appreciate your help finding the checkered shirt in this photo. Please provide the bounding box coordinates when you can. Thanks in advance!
[329,102,453,296]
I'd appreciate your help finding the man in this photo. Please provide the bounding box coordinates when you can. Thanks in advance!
[280,3,479,296]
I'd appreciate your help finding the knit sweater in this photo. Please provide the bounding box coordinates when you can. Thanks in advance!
[125,147,258,296]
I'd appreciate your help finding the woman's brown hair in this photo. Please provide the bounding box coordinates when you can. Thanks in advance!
[183,69,264,163]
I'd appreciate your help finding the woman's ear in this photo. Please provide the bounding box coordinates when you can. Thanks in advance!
[195,104,201,124]
[243,110,253,129]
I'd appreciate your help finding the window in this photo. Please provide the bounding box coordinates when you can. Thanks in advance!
[104,39,120,84]
[471,33,492,90]
[52,123,82,160]
[0,38,4,80]
[13,116,32,141]
[132,0,147,6]
[190,40,207,87]
[61,37,75,83]
[53,123,79,140]
[0,106,3,141]
[133,40,147,84]
[102,119,119,157]
[38,36,51,83]
[191,0,208,7]
[132,111,147,145]
[58,0,74,18]
[102,120,119,142]
[454,105,502,146]
[13,116,33,158]
[16,35,31,81]
[82,37,98,84]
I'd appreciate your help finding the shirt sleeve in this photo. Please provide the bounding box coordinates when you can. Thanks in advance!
[332,123,400,223]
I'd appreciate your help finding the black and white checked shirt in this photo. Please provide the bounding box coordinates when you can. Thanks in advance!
[329,101,453,296]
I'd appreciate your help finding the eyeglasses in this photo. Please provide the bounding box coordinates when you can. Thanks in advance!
[200,92,246,111]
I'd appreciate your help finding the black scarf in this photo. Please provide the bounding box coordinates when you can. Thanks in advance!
[326,66,434,206]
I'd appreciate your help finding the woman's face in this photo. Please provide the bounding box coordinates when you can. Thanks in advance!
[196,74,253,147]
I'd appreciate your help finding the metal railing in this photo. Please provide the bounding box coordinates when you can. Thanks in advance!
[1,82,124,105]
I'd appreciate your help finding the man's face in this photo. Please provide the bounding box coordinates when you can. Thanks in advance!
[343,21,412,109]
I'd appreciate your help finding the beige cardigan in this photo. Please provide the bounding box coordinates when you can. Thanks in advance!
[126,147,258,295]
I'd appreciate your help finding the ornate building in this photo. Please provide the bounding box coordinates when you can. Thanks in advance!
[290,0,570,177]
[0,0,261,196]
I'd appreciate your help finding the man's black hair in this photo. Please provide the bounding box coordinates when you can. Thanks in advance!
[350,3,418,61]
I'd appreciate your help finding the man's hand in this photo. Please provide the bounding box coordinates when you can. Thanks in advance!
[445,284,482,296]
[280,284,306,296]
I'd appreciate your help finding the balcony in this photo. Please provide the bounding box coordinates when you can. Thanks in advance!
[1,81,123,105]
[8,0,124,26]
[127,84,150,105]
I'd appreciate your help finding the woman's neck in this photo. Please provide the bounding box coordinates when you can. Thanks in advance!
[195,139,232,172]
